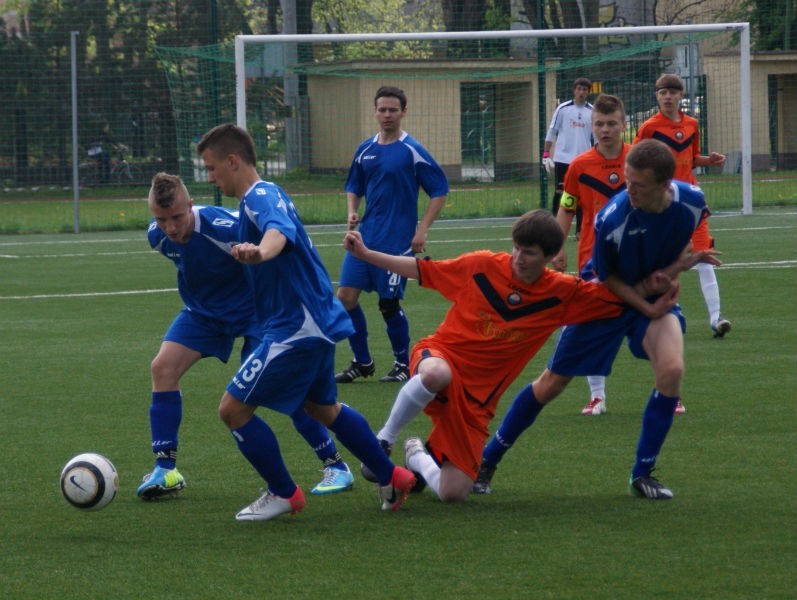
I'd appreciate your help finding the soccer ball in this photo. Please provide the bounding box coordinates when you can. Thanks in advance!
[60,453,119,511]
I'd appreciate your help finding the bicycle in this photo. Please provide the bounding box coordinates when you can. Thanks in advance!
[108,144,143,184]
[81,143,143,186]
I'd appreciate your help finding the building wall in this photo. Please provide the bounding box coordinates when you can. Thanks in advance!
[307,60,553,181]
[306,50,796,179]
[704,52,797,170]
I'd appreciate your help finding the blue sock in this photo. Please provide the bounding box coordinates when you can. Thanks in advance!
[328,404,393,485]
[290,406,341,466]
[231,416,296,498]
[346,305,372,365]
[482,384,543,467]
[632,390,678,478]
[383,307,410,365]
[150,390,182,469]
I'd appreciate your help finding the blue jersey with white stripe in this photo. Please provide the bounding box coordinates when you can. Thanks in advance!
[238,180,354,345]
[591,180,708,287]
[345,131,449,253]
[148,205,253,325]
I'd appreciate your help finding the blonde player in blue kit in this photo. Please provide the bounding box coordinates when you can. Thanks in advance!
[475,139,722,499]
[138,172,355,499]
[197,124,417,521]
[335,86,449,385]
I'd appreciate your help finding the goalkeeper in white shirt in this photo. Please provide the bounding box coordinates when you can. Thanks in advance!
[542,77,594,238]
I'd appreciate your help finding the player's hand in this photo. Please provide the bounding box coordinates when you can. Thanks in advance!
[641,270,673,296]
[707,152,726,167]
[231,242,264,264]
[343,230,367,257]
[347,212,359,231]
[681,249,722,270]
[645,282,680,319]
[542,156,555,175]
[410,231,427,254]
[550,249,567,273]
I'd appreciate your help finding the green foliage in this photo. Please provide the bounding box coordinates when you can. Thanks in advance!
[0,210,795,598]
[729,0,797,50]
[310,0,443,59]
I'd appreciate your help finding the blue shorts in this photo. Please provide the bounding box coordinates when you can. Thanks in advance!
[339,250,411,299]
[226,337,337,415]
[548,305,686,376]
[164,308,261,363]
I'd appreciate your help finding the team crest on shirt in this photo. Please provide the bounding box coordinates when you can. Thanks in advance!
[675,131,684,140]
[608,172,620,185]
[506,292,522,306]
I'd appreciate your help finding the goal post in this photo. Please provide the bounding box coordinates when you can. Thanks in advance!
[229,24,753,215]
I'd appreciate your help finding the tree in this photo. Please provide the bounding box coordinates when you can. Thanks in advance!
[732,0,796,50]
[311,0,442,58]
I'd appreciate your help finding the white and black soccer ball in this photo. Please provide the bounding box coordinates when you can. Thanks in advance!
[60,453,119,511]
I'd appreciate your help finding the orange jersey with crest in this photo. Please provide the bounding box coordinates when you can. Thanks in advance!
[634,111,714,249]
[413,251,625,477]
[634,111,699,184]
[561,143,630,271]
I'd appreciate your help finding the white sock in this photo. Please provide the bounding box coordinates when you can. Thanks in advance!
[696,262,721,324]
[406,448,441,497]
[377,375,435,445]
[587,375,605,400]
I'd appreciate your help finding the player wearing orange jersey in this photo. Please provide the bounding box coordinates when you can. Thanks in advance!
[553,94,629,275]
[342,210,680,502]
[634,73,731,339]
[550,94,630,416]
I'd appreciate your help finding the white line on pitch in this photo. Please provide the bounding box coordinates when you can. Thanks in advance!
[0,288,177,300]
[2,259,794,301]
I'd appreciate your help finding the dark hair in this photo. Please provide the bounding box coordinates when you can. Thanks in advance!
[655,73,684,92]
[573,77,592,90]
[196,123,257,166]
[626,139,676,183]
[512,209,564,256]
[592,93,625,117]
[148,172,188,208]
[375,86,407,110]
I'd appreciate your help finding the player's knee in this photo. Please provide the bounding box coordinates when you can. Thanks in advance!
[304,401,340,427]
[150,355,176,387]
[656,360,684,394]
[418,359,451,392]
[378,297,401,318]
[336,287,359,311]
[218,393,254,430]
[439,490,468,503]
[438,478,470,503]
[532,370,571,403]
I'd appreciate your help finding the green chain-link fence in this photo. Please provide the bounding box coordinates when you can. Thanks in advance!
[0,0,795,233]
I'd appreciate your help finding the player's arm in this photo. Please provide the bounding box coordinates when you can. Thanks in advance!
[411,195,446,254]
[694,152,726,168]
[604,273,678,320]
[344,230,420,280]
[346,192,362,230]
[232,228,287,264]
[653,245,722,285]
[551,192,577,272]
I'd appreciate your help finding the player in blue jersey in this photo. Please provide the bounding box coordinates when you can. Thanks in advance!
[474,139,722,499]
[137,172,356,500]
[196,124,417,521]
[335,86,449,384]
